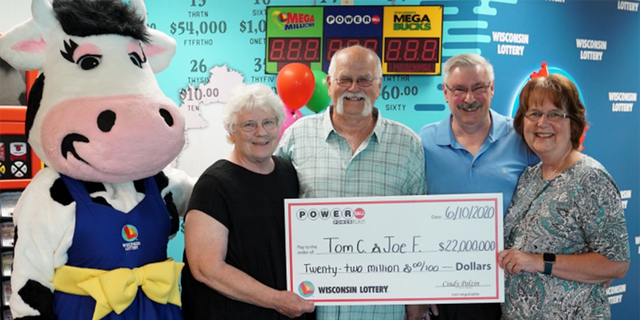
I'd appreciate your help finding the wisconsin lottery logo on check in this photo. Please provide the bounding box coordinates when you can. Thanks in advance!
[298,281,315,297]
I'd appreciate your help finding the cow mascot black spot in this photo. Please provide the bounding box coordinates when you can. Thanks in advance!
[0,0,194,319]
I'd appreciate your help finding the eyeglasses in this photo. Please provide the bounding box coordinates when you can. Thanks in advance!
[236,118,278,132]
[444,82,492,98]
[524,110,569,122]
[333,76,378,88]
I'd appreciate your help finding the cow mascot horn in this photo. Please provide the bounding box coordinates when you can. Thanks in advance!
[0,0,194,319]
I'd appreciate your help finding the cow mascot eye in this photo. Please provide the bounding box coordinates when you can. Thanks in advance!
[77,54,101,70]
[129,52,144,68]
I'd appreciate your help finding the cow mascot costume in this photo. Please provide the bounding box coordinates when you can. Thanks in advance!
[0,0,194,319]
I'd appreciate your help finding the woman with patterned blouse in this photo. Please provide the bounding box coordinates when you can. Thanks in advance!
[497,74,630,319]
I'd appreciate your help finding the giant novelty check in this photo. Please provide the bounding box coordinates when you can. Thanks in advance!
[285,194,504,305]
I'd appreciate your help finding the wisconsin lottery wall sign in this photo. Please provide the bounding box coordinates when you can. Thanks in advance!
[265,6,443,76]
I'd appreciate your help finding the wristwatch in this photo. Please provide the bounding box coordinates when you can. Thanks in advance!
[543,253,556,275]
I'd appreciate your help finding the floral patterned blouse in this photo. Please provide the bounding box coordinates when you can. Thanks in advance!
[502,155,630,320]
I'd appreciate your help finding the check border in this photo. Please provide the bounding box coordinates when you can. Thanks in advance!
[285,194,504,305]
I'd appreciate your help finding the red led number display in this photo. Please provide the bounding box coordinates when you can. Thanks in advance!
[268,38,321,62]
[384,38,439,63]
[325,38,379,60]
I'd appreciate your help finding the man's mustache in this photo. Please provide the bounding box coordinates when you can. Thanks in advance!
[457,101,483,112]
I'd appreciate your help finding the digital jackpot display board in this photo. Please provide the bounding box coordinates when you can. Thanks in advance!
[265,6,443,76]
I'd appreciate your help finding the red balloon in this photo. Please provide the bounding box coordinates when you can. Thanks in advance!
[276,63,315,110]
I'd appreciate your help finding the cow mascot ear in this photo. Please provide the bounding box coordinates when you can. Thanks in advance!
[0,0,194,319]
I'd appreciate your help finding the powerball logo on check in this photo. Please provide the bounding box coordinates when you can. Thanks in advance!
[296,207,366,225]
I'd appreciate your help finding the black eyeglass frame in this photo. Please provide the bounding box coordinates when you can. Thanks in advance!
[444,81,493,97]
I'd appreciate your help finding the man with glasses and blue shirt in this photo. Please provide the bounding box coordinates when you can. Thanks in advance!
[418,53,539,320]
[276,45,429,320]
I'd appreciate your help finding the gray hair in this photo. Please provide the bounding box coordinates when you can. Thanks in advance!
[442,53,494,84]
[222,83,285,135]
[327,45,383,79]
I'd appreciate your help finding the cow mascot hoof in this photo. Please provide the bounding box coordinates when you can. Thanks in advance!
[0,0,194,319]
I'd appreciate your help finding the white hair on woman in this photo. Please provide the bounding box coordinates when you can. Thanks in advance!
[222,83,285,141]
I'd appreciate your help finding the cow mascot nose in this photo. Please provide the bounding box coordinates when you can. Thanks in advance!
[0,0,195,319]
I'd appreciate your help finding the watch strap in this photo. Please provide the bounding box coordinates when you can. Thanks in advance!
[543,253,555,275]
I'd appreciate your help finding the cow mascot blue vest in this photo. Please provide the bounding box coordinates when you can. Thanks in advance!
[0,0,194,319]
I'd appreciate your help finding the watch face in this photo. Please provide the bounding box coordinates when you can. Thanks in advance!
[543,253,556,262]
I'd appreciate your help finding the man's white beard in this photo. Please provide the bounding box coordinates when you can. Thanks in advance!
[335,92,373,117]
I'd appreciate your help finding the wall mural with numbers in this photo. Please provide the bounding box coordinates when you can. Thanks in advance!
[142,0,639,318]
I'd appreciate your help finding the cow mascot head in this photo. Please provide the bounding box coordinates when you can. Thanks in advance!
[0,0,194,319]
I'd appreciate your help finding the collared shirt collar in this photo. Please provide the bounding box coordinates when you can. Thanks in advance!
[322,106,382,143]
[435,109,508,146]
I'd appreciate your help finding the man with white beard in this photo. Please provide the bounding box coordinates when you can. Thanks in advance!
[276,45,429,320]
